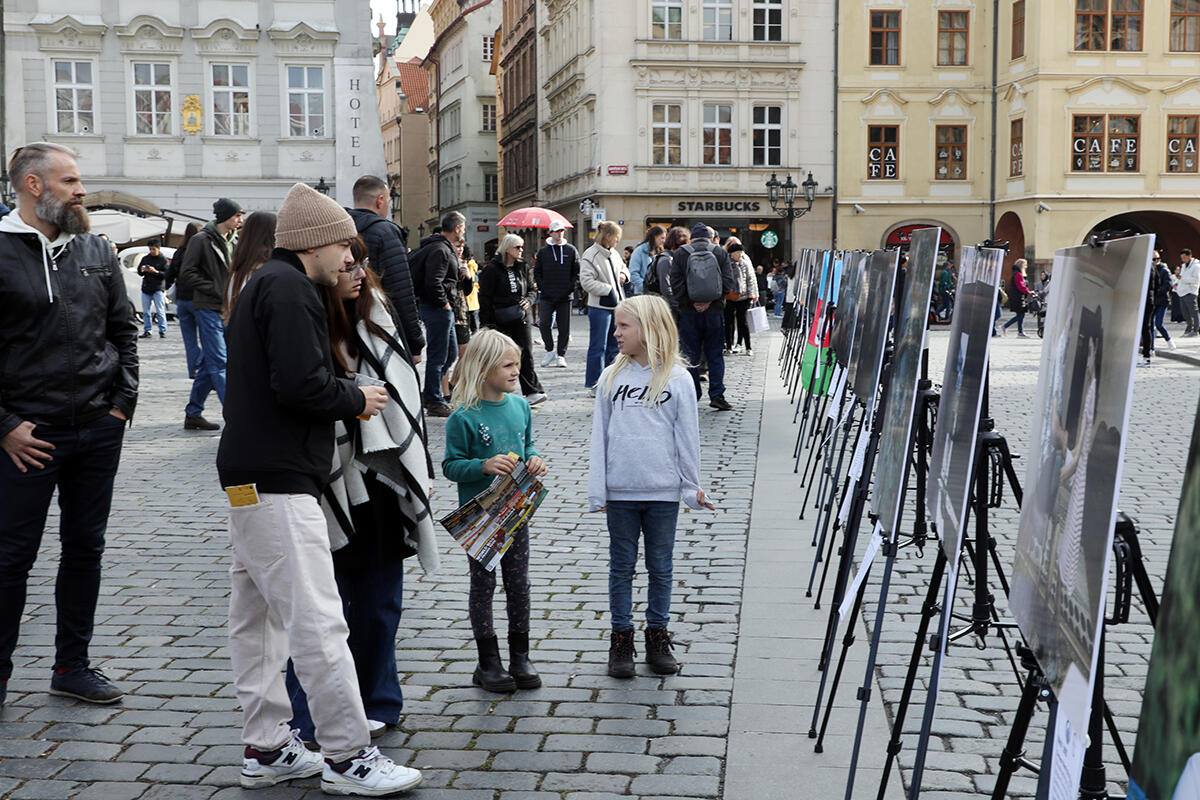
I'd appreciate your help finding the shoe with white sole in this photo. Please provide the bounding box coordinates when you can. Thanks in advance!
[322,746,422,796]
[540,351,556,367]
[525,392,547,406]
[368,720,387,738]
[556,355,567,368]
[240,730,324,788]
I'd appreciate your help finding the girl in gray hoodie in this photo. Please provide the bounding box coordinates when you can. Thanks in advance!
[588,295,715,679]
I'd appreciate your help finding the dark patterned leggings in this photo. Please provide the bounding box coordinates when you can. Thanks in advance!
[467,524,530,639]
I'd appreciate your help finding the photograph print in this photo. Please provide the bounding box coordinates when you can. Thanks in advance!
[851,248,899,409]
[832,250,866,370]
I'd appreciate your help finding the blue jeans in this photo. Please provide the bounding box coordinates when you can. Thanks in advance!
[1153,305,1171,340]
[678,309,726,400]
[419,304,457,405]
[175,299,203,378]
[284,558,406,739]
[586,307,618,388]
[0,413,125,680]
[185,309,226,418]
[1003,310,1026,335]
[773,293,785,316]
[607,501,680,631]
[141,291,167,333]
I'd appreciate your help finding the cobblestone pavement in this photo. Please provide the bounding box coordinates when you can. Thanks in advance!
[0,311,765,800]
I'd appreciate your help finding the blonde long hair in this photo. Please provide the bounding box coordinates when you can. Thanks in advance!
[600,295,683,404]
[450,328,521,411]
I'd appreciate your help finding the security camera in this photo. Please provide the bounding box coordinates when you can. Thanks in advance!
[1036,201,1052,213]
[853,204,866,214]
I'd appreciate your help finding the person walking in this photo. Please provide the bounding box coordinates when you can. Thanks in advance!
[580,221,629,391]
[935,260,955,321]
[165,222,203,378]
[0,142,139,707]
[1178,248,1200,336]
[723,242,757,355]
[348,175,425,362]
[284,236,439,743]
[478,234,546,405]
[1152,252,1177,350]
[442,329,549,693]
[412,212,466,417]
[644,226,688,302]
[627,225,665,297]
[462,245,481,333]
[669,222,735,410]
[218,182,421,795]
[222,211,276,322]
[770,265,788,317]
[1001,258,1033,338]
[589,295,715,679]
[180,197,243,431]
[533,221,579,368]
[137,238,169,338]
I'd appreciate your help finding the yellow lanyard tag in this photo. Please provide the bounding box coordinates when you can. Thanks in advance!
[224,484,260,508]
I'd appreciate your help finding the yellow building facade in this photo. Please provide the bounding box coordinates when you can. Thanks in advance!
[837,0,1200,270]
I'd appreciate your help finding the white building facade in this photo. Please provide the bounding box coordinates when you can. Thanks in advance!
[1,0,385,220]
[538,0,835,263]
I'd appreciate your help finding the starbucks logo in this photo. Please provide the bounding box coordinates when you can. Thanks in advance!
[761,231,779,249]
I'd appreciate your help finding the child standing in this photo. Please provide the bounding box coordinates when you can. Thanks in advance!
[442,329,548,692]
[588,295,715,678]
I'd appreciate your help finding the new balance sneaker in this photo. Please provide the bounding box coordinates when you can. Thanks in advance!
[540,350,556,367]
[322,746,422,796]
[49,666,123,704]
[240,730,323,788]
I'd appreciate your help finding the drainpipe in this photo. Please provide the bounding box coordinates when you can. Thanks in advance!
[0,0,10,206]
[988,0,999,237]
[831,0,839,249]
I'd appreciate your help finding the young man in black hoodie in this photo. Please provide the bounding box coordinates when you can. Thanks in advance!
[217,183,421,796]
[533,220,579,367]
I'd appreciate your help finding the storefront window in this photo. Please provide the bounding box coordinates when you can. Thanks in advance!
[935,125,967,180]
[868,125,900,179]
[1010,119,1023,177]
[1167,115,1199,173]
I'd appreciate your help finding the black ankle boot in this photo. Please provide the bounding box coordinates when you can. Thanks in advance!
[608,629,636,679]
[472,635,516,692]
[507,631,542,689]
[644,627,679,675]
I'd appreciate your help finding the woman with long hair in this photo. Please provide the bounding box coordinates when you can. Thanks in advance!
[165,221,203,378]
[580,220,630,391]
[628,225,666,296]
[223,211,277,322]
[477,233,546,404]
[285,236,438,742]
[1002,258,1034,337]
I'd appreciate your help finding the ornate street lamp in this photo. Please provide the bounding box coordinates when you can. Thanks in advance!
[314,177,330,195]
[390,185,402,216]
[765,171,817,220]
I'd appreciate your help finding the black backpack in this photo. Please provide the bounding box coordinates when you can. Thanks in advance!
[682,242,723,302]
[644,252,670,295]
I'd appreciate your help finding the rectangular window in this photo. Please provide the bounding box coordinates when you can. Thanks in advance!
[286,65,324,137]
[702,104,733,165]
[753,0,783,42]
[651,0,683,39]
[867,125,899,179]
[211,63,250,136]
[1012,1,1025,59]
[481,102,496,132]
[1010,118,1024,177]
[652,103,682,165]
[132,62,171,135]
[1075,0,1107,50]
[440,105,461,144]
[53,60,94,134]
[702,0,733,41]
[1072,115,1105,171]
[869,11,901,65]
[482,35,495,61]
[1167,115,1199,172]
[439,170,460,207]
[1171,0,1200,51]
[937,12,969,66]
[484,173,498,203]
[1111,0,1142,50]
[1107,115,1140,171]
[752,105,783,167]
[935,125,968,179]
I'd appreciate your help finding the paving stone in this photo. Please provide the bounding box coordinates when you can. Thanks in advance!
[409,750,490,770]
[630,774,720,796]
[491,750,584,771]
[541,772,632,793]
[585,752,662,773]
[142,763,215,783]
[543,734,649,754]
[72,782,149,800]
[56,760,149,782]
[452,771,540,791]
[7,780,85,799]
[647,736,726,757]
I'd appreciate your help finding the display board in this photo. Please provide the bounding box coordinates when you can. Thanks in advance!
[831,250,865,368]
[851,249,900,410]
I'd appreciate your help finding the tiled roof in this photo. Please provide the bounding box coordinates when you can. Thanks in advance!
[396,57,430,113]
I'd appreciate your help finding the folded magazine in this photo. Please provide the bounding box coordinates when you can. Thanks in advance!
[439,456,548,571]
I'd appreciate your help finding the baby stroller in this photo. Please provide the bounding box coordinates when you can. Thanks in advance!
[1026,290,1047,338]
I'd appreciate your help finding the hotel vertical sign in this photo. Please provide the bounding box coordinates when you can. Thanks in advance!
[334,58,387,206]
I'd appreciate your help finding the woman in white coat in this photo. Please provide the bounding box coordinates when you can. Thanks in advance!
[579,220,630,390]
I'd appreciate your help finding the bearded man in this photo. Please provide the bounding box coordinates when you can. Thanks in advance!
[0,142,139,707]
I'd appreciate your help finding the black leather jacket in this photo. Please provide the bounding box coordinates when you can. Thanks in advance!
[0,230,139,435]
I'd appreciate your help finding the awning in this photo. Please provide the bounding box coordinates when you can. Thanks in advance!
[88,209,170,244]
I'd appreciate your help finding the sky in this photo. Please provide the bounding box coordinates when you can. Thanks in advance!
[369,0,429,36]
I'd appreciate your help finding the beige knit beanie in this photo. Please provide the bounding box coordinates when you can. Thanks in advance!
[275,182,357,251]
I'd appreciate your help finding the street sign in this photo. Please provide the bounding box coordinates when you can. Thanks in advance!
[591,207,606,229]
[607,165,629,175]
[761,230,779,249]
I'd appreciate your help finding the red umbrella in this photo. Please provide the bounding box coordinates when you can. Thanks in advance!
[497,207,573,229]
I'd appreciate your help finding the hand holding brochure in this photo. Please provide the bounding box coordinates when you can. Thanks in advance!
[439,455,548,571]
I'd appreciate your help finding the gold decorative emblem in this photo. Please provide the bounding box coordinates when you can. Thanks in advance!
[181,94,203,135]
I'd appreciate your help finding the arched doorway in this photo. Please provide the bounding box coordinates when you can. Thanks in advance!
[883,222,958,262]
[993,211,1026,272]
[1082,210,1200,260]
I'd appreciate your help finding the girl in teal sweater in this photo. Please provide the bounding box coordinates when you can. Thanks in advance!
[442,329,547,692]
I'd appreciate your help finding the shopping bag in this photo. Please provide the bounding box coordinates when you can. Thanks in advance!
[748,304,771,334]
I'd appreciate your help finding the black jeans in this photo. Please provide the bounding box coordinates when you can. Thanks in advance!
[468,525,530,639]
[493,320,544,395]
[723,299,751,350]
[538,298,572,356]
[0,413,126,680]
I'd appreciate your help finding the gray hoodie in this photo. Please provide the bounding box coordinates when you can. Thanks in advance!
[588,361,705,511]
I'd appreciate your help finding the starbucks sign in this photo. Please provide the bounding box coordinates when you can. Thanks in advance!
[761,230,779,249]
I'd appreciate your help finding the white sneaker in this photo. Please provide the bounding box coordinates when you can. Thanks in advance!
[730,345,741,354]
[240,730,324,788]
[540,351,556,367]
[556,355,567,368]
[1169,339,1178,350]
[322,746,422,796]
[367,719,387,738]
[526,392,548,406]
[1137,358,1152,367]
